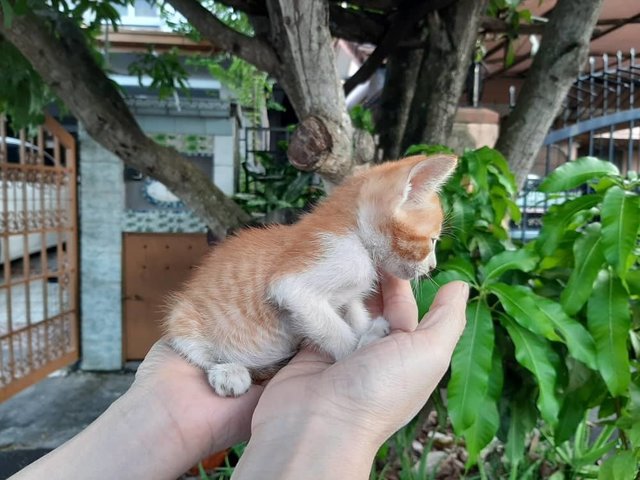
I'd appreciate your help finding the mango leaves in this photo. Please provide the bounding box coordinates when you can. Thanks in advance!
[447,299,502,466]
[502,316,561,425]
[490,283,596,369]
[448,299,495,435]
[539,156,619,193]
[561,224,605,315]
[413,147,638,469]
[480,249,538,284]
[601,186,640,279]
[587,269,631,397]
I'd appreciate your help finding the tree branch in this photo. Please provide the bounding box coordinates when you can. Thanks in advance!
[343,0,450,95]
[328,4,388,44]
[167,0,281,78]
[494,0,605,188]
[402,0,488,149]
[378,27,427,160]
[265,0,357,183]
[0,6,250,238]
[330,0,399,11]
[214,0,267,15]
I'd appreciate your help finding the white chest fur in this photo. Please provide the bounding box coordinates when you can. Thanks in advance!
[268,232,379,361]
[295,232,377,306]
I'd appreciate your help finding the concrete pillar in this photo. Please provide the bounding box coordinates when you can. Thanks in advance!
[78,125,124,370]
[213,135,235,195]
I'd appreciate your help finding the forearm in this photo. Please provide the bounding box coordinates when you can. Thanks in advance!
[12,388,205,480]
[232,416,379,480]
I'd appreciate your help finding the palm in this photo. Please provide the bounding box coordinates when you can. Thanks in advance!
[250,274,441,439]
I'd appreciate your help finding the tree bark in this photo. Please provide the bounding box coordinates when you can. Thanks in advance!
[171,0,362,184]
[494,0,604,189]
[342,0,443,96]
[264,0,357,183]
[0,8,249,238]
[378,27,427,160]
[401,0,487,150]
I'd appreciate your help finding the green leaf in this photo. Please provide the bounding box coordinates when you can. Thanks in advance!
[502,316,560,425]
[404,144,455,157]
[601,186,640,279]
[555,368,606,443]
[462,348,503,467]
[539,157,620,193]
[414,270,470,318]
[598,450,639,480]
[561,224,605,315]
[448,299,495,433]
[534,297,597,369]
[490,283,561,341]
[626,270,640,295]
[480,249,538,284]
[0,0,14,28]
[478,147,516,193]
[536,195,601,256]
[440,257,477,285]
[467,150,489,193]
[505,393,537,467]
[451,198,475,244]
[587,269,631,397]
[473,233,504,262]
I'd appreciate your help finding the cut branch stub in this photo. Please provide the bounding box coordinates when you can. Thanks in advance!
[288,115,333,171]
[288,115,357,184]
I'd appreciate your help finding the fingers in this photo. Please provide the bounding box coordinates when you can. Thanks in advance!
[416,281,469,353]
[380,272,419,332]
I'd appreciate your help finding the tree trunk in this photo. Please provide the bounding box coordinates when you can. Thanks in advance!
[401,0,487,150]
[170,0,365,184]
[494,0,605,189]
[0,9,249,238]
[265,0,356,184]
[378,28,427,160]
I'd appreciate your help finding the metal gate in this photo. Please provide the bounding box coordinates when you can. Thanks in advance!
[0,115,78,401]
[513,49,640,240]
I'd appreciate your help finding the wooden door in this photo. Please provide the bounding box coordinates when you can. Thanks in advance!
[123,233,209,360]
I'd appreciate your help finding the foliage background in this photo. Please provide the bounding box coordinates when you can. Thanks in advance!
[411,148,639,479]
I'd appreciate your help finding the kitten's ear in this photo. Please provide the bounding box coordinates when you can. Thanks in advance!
[402,154,458,204]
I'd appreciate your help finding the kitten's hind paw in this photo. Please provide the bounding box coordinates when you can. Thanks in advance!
[357,316,390,349]
[207,363,252,397]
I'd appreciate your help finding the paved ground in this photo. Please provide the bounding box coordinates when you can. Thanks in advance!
[0,369,134,479]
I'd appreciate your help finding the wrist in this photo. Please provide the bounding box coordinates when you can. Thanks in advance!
[128,379,261,460]
[234,414,379,480]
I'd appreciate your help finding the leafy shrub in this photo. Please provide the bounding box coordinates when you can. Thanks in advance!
[234,150,324,216]
[412,147,639,476]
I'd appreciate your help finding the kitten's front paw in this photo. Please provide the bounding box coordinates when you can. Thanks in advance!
[207,363,252,397]
[357,316,390,349]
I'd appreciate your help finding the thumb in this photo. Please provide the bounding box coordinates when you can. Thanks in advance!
[415,281,469,354]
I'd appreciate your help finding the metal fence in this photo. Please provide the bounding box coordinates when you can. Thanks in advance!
[240,126,292,194]
[512,49,640,240]
[0,115,78,401]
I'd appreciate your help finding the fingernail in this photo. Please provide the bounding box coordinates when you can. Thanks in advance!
[460,282,470,300]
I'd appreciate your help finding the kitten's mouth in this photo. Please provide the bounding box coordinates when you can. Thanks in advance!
[395,265,418,280]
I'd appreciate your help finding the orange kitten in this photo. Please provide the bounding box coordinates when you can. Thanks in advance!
[164,154,457,397]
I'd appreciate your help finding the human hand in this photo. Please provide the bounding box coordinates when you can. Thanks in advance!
[130,340,263,463]
[248,276,469,452]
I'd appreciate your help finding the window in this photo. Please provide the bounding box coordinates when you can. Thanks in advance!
[116,0,162,28]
